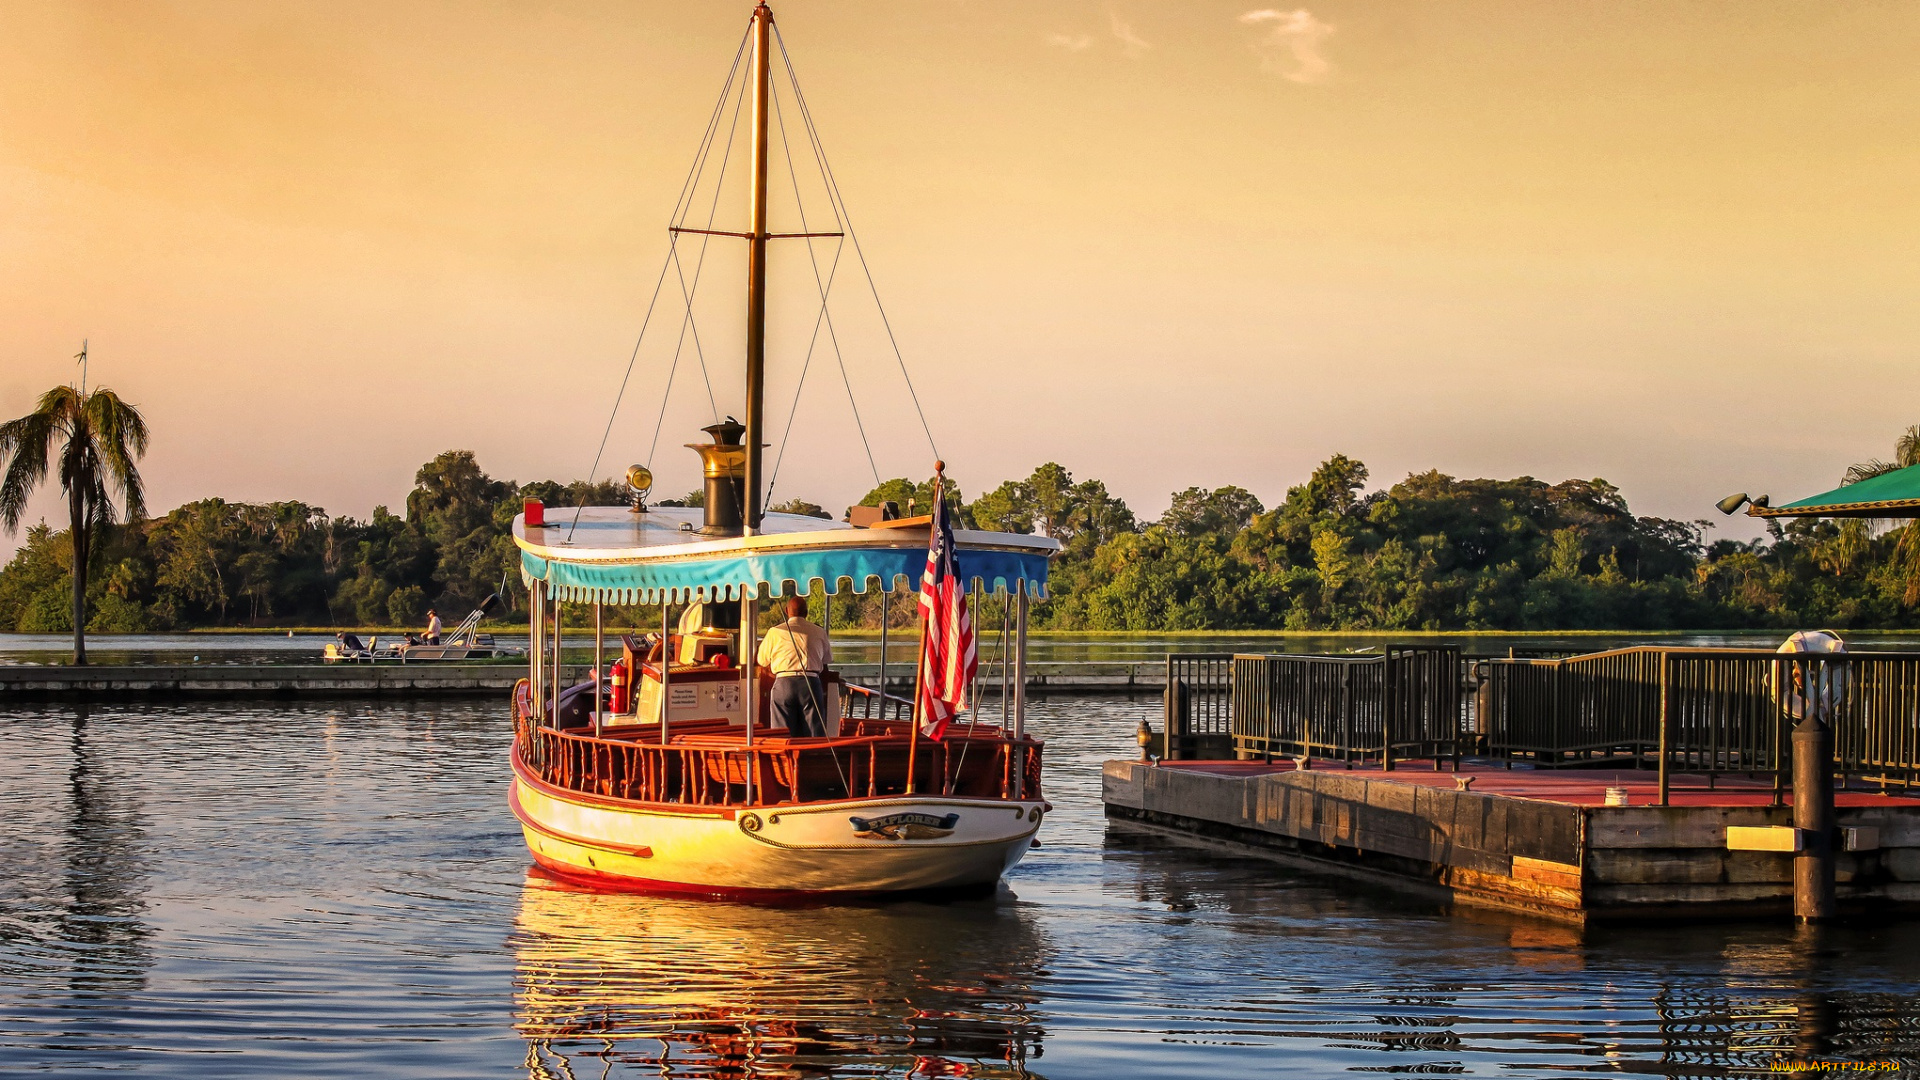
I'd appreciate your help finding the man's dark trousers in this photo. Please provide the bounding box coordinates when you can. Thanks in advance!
[771,674,828,737]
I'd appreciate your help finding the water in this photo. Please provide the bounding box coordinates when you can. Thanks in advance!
[4,696,1920,1077]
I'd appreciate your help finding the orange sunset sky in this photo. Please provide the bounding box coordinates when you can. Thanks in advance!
[4,1,1917,554]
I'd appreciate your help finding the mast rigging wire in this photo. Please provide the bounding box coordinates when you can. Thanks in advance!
[775,24,942,467]
[764,74,881,506]
[575,13,948,541]
[568,20,753,541]
[645,39,763,471]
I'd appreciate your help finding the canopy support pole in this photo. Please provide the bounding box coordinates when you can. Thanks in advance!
[530,582,544,722]
[879,587,889,716]
[659,603,672,745]
[1000,591,1011,732]
[551,595,563,724]
[592,601,604,738]
[742,592,759,805]
[1014,583,1028,800]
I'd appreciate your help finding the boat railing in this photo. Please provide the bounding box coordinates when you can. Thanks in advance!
[520,723,1041,807]
[840,681,916,723]
[513,680,1041,807]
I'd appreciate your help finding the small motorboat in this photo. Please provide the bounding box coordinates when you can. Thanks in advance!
[323,593,527,662]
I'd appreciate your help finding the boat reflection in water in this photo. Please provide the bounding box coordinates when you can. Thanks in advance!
[511,870,1049,1079]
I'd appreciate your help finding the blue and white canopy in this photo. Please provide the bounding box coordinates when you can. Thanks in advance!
[515,506,1057,605]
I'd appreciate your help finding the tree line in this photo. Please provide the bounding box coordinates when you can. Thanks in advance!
[6,442,1920,636]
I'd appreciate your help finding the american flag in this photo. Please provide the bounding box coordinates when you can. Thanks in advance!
[915,477,976,740]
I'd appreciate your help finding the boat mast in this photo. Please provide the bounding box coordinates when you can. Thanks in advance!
[742,2,772,536]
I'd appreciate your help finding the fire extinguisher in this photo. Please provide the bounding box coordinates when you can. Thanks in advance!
[609,657,630,714]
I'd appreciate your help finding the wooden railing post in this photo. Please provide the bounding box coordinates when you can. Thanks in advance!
[1343,663,1356,767]
[1657,652,1672,806]
[1382,651,1397,772]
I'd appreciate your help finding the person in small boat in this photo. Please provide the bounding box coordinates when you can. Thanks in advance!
[757,595,831,737]
[424,609,442,645]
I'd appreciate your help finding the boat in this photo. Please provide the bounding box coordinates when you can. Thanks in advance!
[322,593,526,662]
[505,2,1059,897]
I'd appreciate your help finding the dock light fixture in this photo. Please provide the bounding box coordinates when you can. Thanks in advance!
[626,465,653,513]
[1717,492,1770,516]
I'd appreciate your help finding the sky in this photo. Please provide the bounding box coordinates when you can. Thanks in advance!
[4,0,1918,557]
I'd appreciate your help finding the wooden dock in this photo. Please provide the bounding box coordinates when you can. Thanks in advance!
[0,664,524,699]
[1105,759,1920,922]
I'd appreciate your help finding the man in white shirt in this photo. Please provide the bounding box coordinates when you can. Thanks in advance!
[425,610,443,644]
[756,595,832,737]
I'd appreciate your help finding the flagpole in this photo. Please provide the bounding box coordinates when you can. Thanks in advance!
[905,465,945,796]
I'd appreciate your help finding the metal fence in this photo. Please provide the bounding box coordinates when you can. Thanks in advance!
[1226,646,1462,770]
[1476,647,1665,764]
[1164,654,1235,743]
[1161,645,1920,798]
[1477,647,1920,798]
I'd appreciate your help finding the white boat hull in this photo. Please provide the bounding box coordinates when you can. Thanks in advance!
[510,751,1044,896]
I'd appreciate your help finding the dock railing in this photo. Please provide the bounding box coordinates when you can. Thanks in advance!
[1160,644,1920,803]
[1226,646,1463,770]
[1162,654,1235,760]
[1475,647,1920,802]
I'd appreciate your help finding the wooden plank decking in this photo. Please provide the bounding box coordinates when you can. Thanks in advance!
[1105,758,1920,922]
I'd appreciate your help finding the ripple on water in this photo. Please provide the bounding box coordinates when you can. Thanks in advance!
[2,696,1919,1077]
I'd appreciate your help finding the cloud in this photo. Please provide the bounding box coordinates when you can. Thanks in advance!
[1109,13,1150,58]
[1239,9,1335,83]
[1046,33,1094,52]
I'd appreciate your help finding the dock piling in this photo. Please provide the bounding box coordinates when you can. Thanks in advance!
[1792,718,1837,922]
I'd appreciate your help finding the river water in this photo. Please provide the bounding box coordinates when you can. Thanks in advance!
[4,695,1920,1078]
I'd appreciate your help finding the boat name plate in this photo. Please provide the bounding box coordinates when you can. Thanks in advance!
[848,812,960,840]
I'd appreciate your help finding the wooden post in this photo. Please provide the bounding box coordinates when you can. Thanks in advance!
[1383,652,1396,772]
[1793,656,1837,922]
[1658,653,1672,806]
[1162,659,1183,763]
[1344,663,1356,767]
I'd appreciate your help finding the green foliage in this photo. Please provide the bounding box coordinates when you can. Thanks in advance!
[0,450,661,629]
[984,446,1920,633]
[1161,486,1264,537]
[20,580,72,632]
[0,522,63,630]
[14,435,1920,634]
[769,498,831,519]
[386,585,427,627]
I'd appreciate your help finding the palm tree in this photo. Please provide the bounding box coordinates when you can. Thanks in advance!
[1843,425,1920,485]
[1844,425,1920,605]
[0,382,149,664]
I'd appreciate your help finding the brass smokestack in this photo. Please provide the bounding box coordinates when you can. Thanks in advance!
[687,418,747,535]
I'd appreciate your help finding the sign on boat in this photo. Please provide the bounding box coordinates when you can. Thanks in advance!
[505,2,1061,897]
